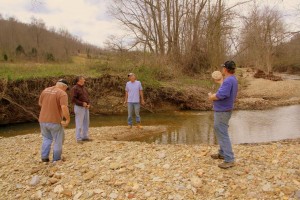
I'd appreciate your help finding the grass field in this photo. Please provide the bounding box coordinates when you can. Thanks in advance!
[0,55,218,89]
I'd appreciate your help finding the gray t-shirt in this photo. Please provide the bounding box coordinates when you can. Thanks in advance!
[125,81,143,103]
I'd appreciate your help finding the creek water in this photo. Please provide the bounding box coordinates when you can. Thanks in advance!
[1,105,300,145]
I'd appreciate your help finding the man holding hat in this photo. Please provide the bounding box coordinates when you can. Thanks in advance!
[124,73,145,128]
[38,79,70,162]
[208,61,238,169]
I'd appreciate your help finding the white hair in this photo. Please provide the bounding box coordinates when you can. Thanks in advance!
[56,82,68,88]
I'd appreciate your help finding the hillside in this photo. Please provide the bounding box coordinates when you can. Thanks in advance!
[0,16,101,62]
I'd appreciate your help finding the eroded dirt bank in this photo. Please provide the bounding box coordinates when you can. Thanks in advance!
[0,127,299,199]
[1,69,300,125]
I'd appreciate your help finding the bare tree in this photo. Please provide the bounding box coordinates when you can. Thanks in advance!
[238,4,285,73]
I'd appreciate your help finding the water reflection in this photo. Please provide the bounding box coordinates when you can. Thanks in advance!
[1,105,300,145]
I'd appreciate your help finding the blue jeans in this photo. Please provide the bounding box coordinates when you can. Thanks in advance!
[40,122,64,161]
[74,105,90,141]
[214,112,234,162]
[128,103,141,125]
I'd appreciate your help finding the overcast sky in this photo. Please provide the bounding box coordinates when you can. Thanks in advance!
[0,0,299,47]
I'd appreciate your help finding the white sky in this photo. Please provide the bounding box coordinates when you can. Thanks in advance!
[0,0,299,47]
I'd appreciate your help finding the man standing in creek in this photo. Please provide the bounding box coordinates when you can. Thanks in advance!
[124,73,145,129]
[38,79,70,162]
[71,76,92,143]
[208,60,238,169]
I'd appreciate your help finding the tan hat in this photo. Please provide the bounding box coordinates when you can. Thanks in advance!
[212,71,223,80]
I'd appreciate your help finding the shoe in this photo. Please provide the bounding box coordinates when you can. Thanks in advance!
[211,154,224,160]
[127,125,132,129]
[82,138,93,142]
[42,158,49,162]
[218,162,235,169]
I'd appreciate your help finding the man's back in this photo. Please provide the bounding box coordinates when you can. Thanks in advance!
[39,86,68,124]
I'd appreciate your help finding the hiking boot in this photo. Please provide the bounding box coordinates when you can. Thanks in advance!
[127,125,132,129]
[42,158,49,162]
[218,162,235,169]
[211,154,224,160]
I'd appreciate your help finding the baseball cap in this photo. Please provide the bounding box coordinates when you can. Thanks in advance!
[221,61,236,70]
[128,73,135,77]
[57,79,69,89]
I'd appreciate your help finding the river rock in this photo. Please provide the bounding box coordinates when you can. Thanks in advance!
[73,191,83,200]
[62,189,72,197]
[54,185,64,193]
[191,176,202,188]
[109,162,120,170]
[35,190,42,199]
[30,175,40,186]
[48,177,59,184]
[109,192,118,199]
[163,164,170,169]
[83,171,95,181]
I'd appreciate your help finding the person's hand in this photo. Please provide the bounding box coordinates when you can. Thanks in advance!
[83,102,88,107]
[141,100,145,105]
[208,92,213,101]
[123,101,127,106]
[61,120,69,127]
[86,104,91,109]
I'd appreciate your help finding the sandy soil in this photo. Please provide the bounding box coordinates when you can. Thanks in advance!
[0,127,299,200]
[236,69,300,110]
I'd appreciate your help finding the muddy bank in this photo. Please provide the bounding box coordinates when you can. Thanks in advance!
[0,129,299,199]
[0,74,210,125]
[1,70,300,125]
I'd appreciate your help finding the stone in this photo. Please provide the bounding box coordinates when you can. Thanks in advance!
[109,192,118,199]
[191,176,202,188]
[163,164,170,169]
[73,191,83,200]
[35,190,42,199]
[144,192,151,197]
[132,183,140,191]
[94,189,104,194]
[109,162,120,170]
[83,171,95,181]
[62,189,72,197]
[54,185,64,193]
[197,169,204,177]
[29,175,40,186]
[262,183,272,192]
[294,190,300,199]
[158,152,166,159]
[135,163,145,170]
[48,177,59,184]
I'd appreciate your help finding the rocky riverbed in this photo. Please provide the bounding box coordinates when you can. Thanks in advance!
[0,127,299,200]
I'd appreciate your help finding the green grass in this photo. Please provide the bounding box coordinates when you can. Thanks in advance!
[0,55,216,90]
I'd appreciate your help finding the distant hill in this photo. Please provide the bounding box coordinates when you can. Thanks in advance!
[0,16,102,62]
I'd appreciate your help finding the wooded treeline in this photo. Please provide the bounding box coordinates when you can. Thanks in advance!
[109,0,300,73]
[0,15,101,62]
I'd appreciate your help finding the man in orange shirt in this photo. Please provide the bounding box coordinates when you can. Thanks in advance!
[38,79,70,162]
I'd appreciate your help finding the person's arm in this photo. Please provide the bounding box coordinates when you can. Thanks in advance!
[208,93,219,101]
[124,91,128,105]
[61,105,70,127]
[139,90,145,105]
[38,93,43,107]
